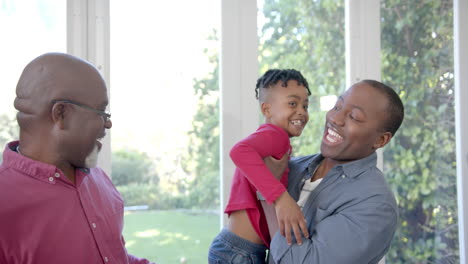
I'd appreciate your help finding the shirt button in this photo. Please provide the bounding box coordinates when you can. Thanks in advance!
[104,257,109,262]
[54,172,60,178]
[92,223,97,228]
[48,177,54,182]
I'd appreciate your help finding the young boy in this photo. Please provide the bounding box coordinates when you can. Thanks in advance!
[208,69,311,264]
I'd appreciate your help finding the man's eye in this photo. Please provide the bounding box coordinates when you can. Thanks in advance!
[349,114,362,121]
[289,102,297,107]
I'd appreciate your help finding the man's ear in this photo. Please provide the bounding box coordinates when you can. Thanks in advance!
[51,103,67,129]
[261,102,272,118]
[373,131,392,149]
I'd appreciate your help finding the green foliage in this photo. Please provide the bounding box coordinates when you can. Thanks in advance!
[111,149,159,186]
[181,30,220,209]
[117,184,190,210]
[381,0,457,262]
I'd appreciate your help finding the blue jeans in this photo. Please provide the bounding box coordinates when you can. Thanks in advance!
[208,228,267,264]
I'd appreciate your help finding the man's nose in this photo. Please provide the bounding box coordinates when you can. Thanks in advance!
[105,119,112,129]
[329,110,345,126]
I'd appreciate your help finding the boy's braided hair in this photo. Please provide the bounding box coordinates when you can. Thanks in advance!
[255,69,311,101]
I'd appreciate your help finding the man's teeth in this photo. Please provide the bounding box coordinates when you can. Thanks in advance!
[291,120,303,126]
[326,134,337,143]
[327,128,343,140]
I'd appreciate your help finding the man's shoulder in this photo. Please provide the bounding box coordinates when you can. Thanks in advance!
[344,166,397,209]
[85,167,124,203]
[88,167,113,183]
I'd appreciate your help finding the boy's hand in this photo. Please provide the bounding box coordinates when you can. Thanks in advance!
[274,191,309,245]
[263,153,309,244]
[263,153,289,180]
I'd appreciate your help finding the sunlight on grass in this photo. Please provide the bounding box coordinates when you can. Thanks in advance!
[123,210,219,264]
[135,229,161,238]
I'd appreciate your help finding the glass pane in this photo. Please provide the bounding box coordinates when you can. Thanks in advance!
[0,0,66,157]
[109,1,220,263]
[381,1,458,263]
[258,0,345,155]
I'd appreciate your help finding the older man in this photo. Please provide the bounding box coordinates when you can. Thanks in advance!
[264,80,404,264]
[0,53,155,263]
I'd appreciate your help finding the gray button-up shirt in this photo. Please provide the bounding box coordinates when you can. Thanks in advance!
[270,152,398,264]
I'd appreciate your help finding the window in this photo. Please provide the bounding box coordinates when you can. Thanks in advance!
[0,0,65,156]
[381,1,458,262]
[109,1,220,262]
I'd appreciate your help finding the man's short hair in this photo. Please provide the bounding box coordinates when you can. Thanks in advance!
[361,79,404,136]
[255,69,311,101]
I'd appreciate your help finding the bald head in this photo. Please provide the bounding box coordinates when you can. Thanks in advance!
[14,52,107,130]
[13,52,110,177]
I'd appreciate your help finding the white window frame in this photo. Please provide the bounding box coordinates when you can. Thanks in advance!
[220,0,259,226]
[455,0,468,262]
[345,0,383,170]
[345,1,385,263]
[67,0,111,174]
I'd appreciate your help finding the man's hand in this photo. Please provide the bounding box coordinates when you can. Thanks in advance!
[274,191,309,245]
[263,153,289,180]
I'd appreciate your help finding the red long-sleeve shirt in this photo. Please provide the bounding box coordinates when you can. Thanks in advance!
[225,123,291,247]
[0,141,154,264]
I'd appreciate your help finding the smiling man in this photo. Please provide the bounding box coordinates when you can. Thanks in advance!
[0,53,154,264]
[266,80,404,264]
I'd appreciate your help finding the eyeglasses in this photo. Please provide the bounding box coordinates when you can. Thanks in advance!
[52,99,111,122]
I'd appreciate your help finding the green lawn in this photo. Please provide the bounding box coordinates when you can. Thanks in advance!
[123,210,219,264]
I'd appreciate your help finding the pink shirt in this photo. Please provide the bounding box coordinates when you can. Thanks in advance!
[225,123,291,247]
[0,141,154,264]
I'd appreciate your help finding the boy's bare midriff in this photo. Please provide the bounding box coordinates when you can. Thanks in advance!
[227,210,264,245]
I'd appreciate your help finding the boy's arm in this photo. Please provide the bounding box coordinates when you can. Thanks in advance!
[229,130,288,204]
[262,155,309,245]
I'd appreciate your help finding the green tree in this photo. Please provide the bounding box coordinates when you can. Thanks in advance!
[182,30,220,209]
[111,149,159,186]
[381,1,457,263]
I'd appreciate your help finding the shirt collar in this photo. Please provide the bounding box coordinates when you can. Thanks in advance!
[2,141,89,185]
[306,154,324,174]
[340,152,377,178]
[306,152,378,179]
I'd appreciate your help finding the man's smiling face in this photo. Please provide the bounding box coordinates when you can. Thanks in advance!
[320,82,392,163]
